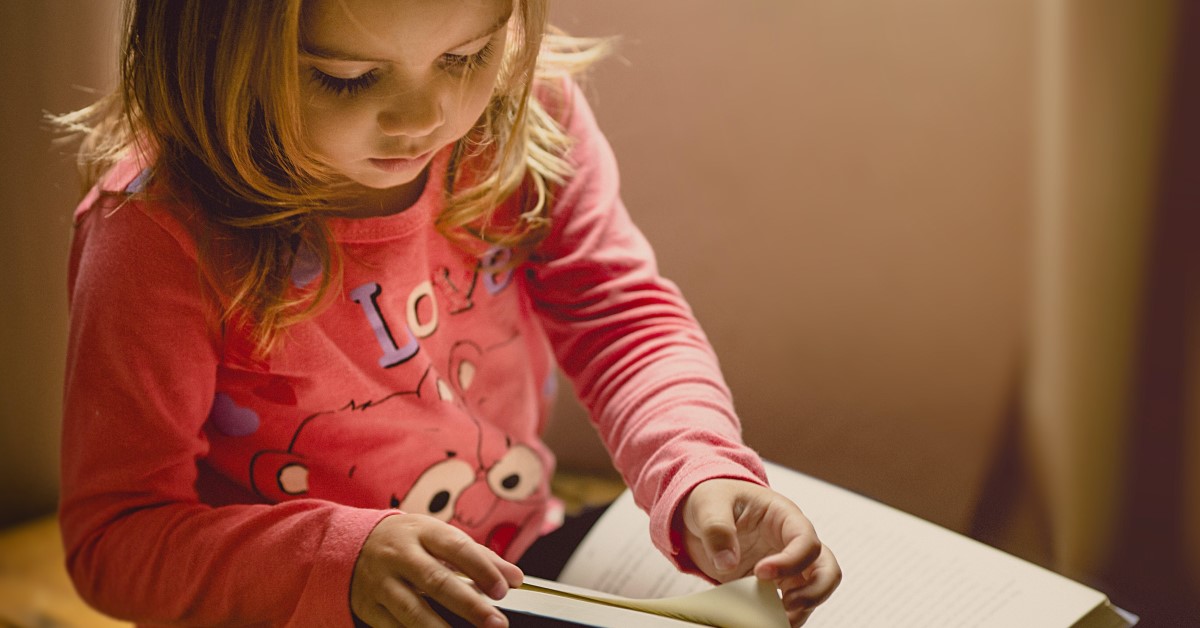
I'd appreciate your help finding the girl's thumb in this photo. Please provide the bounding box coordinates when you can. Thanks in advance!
[692,502,740,575]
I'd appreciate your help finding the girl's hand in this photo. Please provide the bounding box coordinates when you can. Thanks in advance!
[680,479,842,627]
[350,513,522,628]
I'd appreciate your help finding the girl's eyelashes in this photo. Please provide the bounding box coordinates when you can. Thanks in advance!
[439,40,497,74]
[308,67,380,97]
[305,38,499,97]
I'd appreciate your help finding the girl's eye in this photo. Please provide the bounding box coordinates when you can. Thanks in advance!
[440,40,497,74]
[308,67,379,97]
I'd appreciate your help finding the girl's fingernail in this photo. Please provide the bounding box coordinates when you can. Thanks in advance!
[715,550,737,571]
[485,614,508,628]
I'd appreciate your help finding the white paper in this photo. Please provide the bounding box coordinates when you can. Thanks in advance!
[494,581,706,627]
[558,461,1133,628]
[511,574,788,628]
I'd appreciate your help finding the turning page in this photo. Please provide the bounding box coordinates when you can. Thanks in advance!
[494,575,786,627]
[557,461,1134,628]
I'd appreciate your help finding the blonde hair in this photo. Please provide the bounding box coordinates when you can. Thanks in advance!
[55,0,609,353]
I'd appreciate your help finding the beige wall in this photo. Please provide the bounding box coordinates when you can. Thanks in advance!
[544,0,1033,534]
[0,1,122,527]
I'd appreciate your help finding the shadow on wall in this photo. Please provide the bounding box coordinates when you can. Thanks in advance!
[0,1,123,527]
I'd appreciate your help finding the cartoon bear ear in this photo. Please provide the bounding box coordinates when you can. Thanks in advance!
[278,464,309,495]
[436,378,456,401]
[250,451,309,501]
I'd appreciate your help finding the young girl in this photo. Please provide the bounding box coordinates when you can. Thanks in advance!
[57,1,841,626]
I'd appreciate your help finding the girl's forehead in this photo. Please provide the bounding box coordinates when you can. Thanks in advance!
[301,0,512,59]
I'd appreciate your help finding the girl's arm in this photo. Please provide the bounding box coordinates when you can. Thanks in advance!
[60,189,386,626]
[524,81,768,571]
[528,83,841,625]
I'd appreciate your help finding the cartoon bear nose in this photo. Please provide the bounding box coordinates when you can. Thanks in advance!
[452,479,499,527]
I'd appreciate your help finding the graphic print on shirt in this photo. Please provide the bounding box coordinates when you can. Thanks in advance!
[435,331,522,414]
[350,281,425,369]
[202,244,545,554]
[246,366,546,556]
[351,246,514,369]
[433,245,515,315]
[208,374,299,438]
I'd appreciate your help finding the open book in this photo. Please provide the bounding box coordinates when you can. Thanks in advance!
[486,461,1137,627]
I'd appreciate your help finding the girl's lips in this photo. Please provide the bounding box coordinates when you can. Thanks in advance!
[369,149,433,173]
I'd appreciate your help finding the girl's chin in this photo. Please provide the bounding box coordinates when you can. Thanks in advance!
[350,171,423,190]
[339,164,424,190]
[338,169,431,217]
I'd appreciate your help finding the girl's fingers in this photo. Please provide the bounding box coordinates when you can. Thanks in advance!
[755,535,821,580]
[352,515,512,627]
[354,601,404,628]
[787,605,815,628]
[401,552,507,627]
[425,527,521,599]
[684,484,743,578]
[754,510,821,580]
[377,574,455,628]
[490,547,525,589]
[778,545,842,612]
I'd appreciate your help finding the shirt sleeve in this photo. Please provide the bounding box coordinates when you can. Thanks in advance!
[59,189,390,626]
[524,81,770,574]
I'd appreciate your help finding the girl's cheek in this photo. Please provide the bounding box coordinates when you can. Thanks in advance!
[304,98,369,138]
[462,71,502,116]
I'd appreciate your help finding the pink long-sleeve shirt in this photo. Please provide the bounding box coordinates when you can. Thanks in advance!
[60,82,767,626]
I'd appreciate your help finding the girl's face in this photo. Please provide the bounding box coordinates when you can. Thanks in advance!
[299,0,512,213]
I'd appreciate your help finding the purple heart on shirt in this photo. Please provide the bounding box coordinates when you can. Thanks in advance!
[542,371,559,400]
[291,245,321,289]
[208,392,260,436]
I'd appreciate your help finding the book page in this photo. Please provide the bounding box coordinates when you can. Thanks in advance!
[491,576,784,627]
[559,461,1133,628]
[492,581,708,627]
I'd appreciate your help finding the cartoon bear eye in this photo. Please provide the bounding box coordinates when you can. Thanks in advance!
[397,458,475,522]
[486,444,542,502]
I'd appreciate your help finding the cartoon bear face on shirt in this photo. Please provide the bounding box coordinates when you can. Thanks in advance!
[247,375,549,556]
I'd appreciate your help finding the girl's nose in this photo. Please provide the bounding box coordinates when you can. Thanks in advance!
[377,83,445,138]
